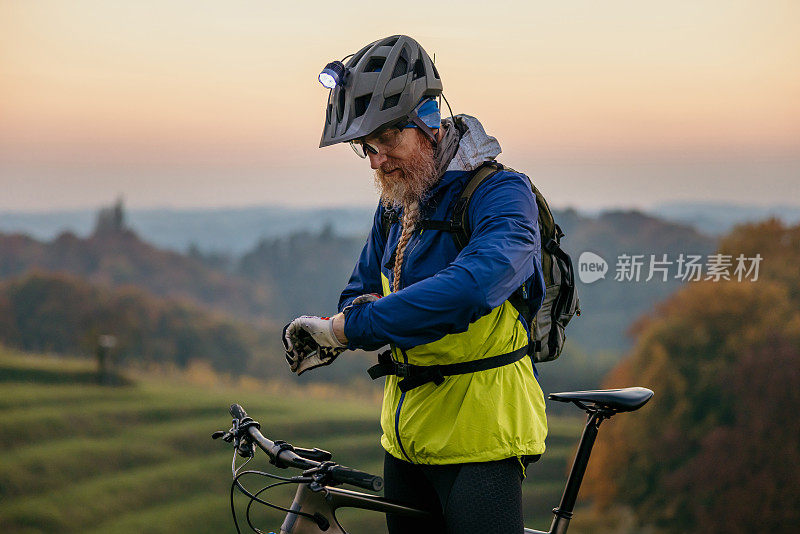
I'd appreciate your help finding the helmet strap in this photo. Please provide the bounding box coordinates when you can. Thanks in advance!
[407,113,438,146]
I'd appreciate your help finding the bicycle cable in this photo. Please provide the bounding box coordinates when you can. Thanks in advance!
[231,469,320,533]
[231,449,313,533]
[245,480,295,534]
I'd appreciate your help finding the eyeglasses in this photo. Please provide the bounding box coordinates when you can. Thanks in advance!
[349,125,405,158]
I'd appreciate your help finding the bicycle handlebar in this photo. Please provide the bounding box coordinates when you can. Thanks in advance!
[228,404,384,492]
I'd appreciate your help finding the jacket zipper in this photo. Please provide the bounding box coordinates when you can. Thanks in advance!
[391,233,420,463]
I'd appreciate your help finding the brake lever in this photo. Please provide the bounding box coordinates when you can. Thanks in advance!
[302,461,339,489]
[212,422,247,453]
[212,430,234,443]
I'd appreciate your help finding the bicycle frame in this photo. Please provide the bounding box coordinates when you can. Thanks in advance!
[278,410,608,534]
[279,484,431,534]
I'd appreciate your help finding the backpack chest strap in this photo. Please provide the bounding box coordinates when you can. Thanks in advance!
[367,345,529,392]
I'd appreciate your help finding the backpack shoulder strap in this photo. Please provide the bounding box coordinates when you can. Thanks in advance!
[449,161,504,249]
[415,161,505,249]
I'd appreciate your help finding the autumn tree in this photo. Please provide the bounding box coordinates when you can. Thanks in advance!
[584,219,800,532]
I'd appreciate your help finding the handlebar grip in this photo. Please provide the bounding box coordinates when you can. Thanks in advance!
[329,464,384,492]
[230,404,248,420]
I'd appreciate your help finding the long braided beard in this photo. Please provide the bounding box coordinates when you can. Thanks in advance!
[373,130,438,292]
[373,130,437,229]
[391,201,420,292]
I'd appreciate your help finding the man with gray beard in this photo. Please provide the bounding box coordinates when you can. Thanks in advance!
[284,35,547,533]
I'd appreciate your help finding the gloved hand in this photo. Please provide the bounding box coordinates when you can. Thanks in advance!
[283,315,346,376]
[350,293,382,306]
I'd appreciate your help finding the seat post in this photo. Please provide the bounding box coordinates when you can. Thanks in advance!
[548,410,608,534]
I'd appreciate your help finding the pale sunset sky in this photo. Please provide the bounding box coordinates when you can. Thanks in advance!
[1,1,798,211]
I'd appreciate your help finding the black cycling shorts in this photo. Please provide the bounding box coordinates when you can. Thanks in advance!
[383,451,539,534]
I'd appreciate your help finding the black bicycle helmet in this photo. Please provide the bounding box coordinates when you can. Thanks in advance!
[319,35,443,148]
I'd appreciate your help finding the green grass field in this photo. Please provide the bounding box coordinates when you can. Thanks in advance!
[0,349,588,533]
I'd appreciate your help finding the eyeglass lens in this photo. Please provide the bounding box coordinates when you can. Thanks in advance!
[349,127,403,158]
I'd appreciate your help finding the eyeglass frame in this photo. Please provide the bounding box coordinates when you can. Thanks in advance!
[349,99,440,159]
[349,122,408,158]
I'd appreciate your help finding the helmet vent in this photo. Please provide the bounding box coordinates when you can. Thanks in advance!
[350,48,369,67]
[391,50,409,80]
[326,104,332,124]
[432,62,440,79]
[336,88,345,122]
[384,37,399,47]
[364,57,385,73]
[354,93,372,118]
[381,94,401,110]
[412,57,425,80]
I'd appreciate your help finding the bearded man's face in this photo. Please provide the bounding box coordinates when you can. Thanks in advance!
[371,128,437,212]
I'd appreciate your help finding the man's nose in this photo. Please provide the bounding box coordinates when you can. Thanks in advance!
[368,151,387,170]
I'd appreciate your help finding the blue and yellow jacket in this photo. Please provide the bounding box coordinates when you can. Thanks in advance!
[339,115,547,464]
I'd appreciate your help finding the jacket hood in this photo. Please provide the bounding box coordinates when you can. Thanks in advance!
[445,115,502,173]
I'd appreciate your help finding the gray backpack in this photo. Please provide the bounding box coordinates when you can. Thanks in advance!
[383,161,581,363]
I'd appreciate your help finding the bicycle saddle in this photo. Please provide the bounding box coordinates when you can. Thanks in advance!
[548,387,653,412]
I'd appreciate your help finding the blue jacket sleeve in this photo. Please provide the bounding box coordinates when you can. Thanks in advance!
[337,204,386,313]
[344,171,543,351]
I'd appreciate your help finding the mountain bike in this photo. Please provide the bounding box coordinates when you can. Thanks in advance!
[213,386,653,534]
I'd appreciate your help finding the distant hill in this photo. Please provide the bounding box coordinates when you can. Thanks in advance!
[0,227,276,325]
[238,226,366,320]
[0,205,376,255]
[651,201,800,235]
[544,208,717,355]
[0,271,277,376]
